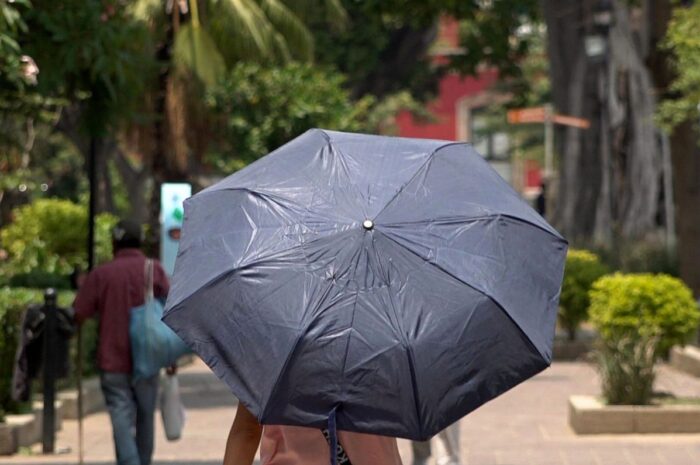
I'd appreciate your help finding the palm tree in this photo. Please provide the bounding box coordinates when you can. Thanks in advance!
[121,0,346,250]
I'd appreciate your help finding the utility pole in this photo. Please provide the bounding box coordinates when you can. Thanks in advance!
[544,103,554,179]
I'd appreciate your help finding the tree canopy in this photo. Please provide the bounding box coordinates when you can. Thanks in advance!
[659,1,700,131]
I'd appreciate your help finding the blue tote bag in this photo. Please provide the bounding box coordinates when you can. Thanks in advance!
[130,259,190,380]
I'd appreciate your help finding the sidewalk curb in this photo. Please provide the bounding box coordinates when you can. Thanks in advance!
[670,345,700,378]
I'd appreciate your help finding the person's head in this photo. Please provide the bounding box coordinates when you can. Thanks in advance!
[112,219,143,252]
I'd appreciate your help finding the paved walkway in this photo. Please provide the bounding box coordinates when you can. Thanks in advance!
[2,359,699,465]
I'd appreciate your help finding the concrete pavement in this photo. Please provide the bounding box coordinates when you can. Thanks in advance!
[1,358,699,465]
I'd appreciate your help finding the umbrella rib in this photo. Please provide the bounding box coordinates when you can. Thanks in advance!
[168,225,357,318]
[380,214,566,242]
[326,138,369,211]
[164,245,307,317]
[373,142,467,222]
[378,230,548,364]
[338,291,360,385]
[370,232,425,438]
[260,279,338,421]
[193,185,355,228]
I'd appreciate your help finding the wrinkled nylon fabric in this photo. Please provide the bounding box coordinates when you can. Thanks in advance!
[163,129,567,441]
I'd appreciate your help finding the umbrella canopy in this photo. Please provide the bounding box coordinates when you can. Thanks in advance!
[163,129,567,441]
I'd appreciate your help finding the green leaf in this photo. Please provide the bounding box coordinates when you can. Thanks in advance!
[259,0,314,61]
[214,0,274,58]
[173,23,226,87]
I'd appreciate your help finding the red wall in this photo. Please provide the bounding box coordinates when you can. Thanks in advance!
[396,69,498,141]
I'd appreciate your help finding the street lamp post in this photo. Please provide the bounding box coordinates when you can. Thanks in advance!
[584,0,613,244]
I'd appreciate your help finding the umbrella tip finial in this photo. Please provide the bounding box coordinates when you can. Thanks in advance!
[362,219,374,231]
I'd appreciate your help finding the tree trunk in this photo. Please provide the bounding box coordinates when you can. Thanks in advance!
[113,147,149,223]
[94,139,117,214]
[669,122,700,296]
[543,0,664,246]
[350,25,439,100]
[147,14,180,257]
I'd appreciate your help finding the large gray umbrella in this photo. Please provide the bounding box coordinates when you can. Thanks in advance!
[163,129,567,441]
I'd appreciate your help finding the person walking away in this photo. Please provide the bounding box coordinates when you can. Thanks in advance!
[223,404,403,465]
[412,423,461,465]
[73,220,170,465]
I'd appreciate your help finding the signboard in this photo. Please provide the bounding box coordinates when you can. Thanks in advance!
[161,183,191,276]
[552,114,591,129]
[507,107,546,124]
[507,106,590,129]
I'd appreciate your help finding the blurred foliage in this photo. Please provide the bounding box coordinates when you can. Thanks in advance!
[559,250,609,341]
[658,1,700,132]
[8,271,72,290]
[1,130,87,202]
[21,0,155,135]
[309,0,539,101]
[133,0,344,89]
[596,334,658,405]
[589,273,700,357]
[0,0,29,90]
[0,0,60,162]
[0,287,79,420]
[205,62,428,172]
[453,0,540,80]
[592,239,679,276]
[0,199,116,277]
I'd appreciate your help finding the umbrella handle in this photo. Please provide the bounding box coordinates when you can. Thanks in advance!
[328,407,338,465]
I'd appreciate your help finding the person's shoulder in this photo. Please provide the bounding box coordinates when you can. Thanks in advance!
[85,260,113,278]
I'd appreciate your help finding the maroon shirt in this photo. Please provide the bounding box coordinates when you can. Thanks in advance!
[73,249,170,373]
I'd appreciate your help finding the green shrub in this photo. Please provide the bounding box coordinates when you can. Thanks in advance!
[558,249,608,340]
[8,271,71,290]
[596,334,658,405]
[0,198,116,277]
[0,287,39,421]
[0,287,95,420]
[589,273,700,357]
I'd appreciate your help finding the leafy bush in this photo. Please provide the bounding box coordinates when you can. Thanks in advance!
[8,271,71,290]
[0,287,96,420]
[205,62,372,173]
[596,335,658,405]
[205,62,428,173]
[0,287,38,420]
[0,198,116,277]
[589,273,700,357]
[558,249,608,340]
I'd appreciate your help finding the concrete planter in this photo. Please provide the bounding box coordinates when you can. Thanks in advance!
[670,345,700,378]
[569,395,700,434]
[0,357,196,455]
[0,400,63,455]
[0,423,15,455]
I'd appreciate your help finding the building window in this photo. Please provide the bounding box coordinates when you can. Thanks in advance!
[469,107,509,160]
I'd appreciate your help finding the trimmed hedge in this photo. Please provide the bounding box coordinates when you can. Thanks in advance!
[558,249,608,340]
[0,287,97,421]
[0,199,116,276]
[589,273,700,357]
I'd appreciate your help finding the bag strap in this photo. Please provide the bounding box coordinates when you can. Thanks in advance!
[144,259,154,302]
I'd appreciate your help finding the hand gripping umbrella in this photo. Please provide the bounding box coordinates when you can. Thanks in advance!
[163,129,567,444]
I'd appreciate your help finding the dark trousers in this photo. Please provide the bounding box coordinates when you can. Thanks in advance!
[100,372,159,465]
